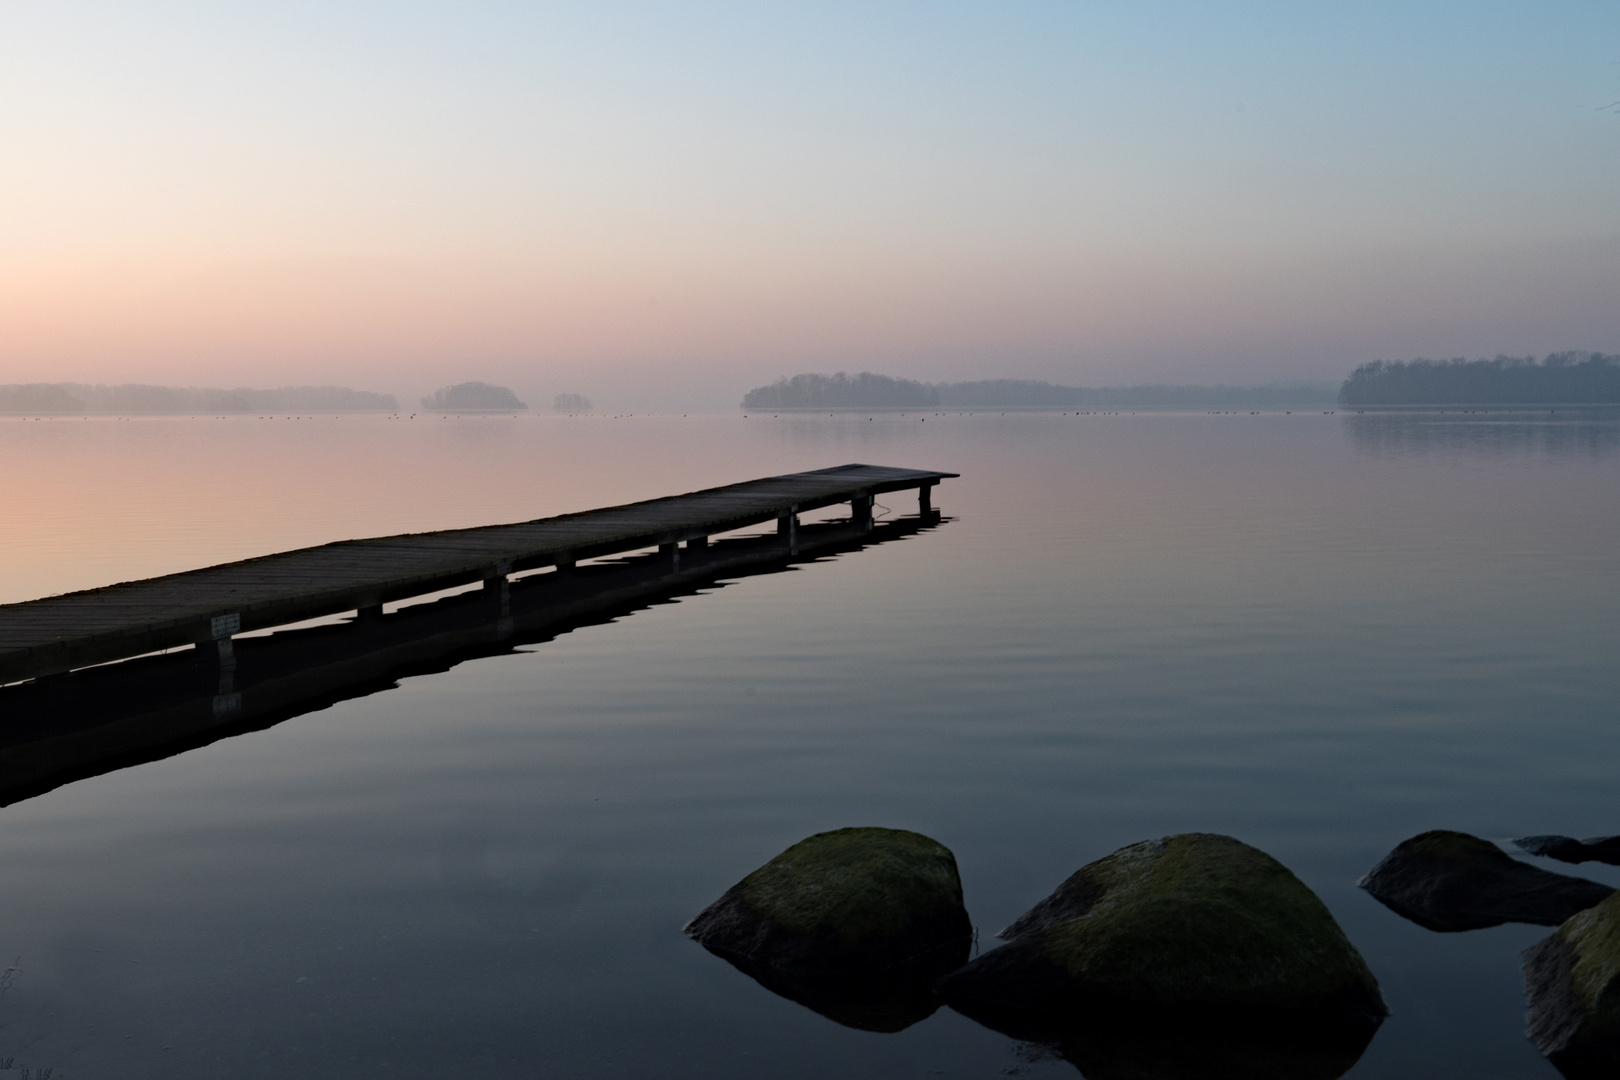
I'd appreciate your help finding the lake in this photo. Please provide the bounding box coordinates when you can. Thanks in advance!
[1,407,1617,1078]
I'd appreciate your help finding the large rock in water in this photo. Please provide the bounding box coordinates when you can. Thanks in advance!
[684,827,972,1031]
[1360,830,1614,932]
[1525,890,1620,1078]
[936,833,1385,1075]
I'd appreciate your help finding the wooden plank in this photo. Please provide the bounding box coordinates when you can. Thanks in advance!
[0,464,955,682]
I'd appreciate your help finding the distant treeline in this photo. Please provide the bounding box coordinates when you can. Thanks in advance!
[1339,353,1620,405]
[421,381,527,411]
[743,373,936,408]
[741,372,1335,410]
[0,383,399,415]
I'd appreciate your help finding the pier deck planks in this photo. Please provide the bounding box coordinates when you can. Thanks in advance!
[0,464,955,682]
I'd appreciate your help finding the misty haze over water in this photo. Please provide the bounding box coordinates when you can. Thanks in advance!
[0,409,1617,1079]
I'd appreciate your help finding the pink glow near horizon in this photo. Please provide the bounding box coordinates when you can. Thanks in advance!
[2,3,1618,409]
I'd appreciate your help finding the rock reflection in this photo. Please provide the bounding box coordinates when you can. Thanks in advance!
[698,942,967,1032]
[953,1005,1376,1079]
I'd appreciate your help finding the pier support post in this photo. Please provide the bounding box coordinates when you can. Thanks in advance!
[203,613,240,672]
[483,562,512,616]
[778,506,799,552]
[198,612,240,698]
[851,494,873,531]
[686,535,708,550]
[918,482,934,515]
[659,541,680,571]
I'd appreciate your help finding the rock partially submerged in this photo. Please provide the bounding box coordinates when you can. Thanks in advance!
[1360,831,1614,933]
[684,827,972,1031]
[1525,890,1620,1078]
[936,833,1386,1053]
[1517,835,1620,867]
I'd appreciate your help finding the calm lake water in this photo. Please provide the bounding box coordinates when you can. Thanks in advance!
[1,409,1618,1078]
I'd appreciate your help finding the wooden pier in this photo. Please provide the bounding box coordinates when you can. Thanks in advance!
[0,507,948,805]
[0,464,955,685]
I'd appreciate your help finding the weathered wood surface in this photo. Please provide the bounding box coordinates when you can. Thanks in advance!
[0,464,954,683]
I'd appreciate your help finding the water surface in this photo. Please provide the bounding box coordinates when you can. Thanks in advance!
[1,409,1617,1078]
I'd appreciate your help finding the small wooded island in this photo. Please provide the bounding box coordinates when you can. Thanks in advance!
[741,373,1333,411]
[1338,352,1620,406]
[421,381,527,411]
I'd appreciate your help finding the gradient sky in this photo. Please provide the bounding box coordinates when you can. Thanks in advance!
[2,1,1618,409]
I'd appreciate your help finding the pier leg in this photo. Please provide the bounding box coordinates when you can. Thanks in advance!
[659,541,680,571]
[357,603,383,623]
[686,535,708,550]
[851,494,872,531]
[483,578,511,616]
[918,483,933,515]
[483,563,512,617]
[778,507,798,552]
[196,636,237,698]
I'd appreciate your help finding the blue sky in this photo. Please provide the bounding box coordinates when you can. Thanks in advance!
[2,1,1617,406]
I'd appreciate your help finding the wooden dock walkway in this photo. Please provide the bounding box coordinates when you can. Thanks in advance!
[0,509,946,805]
[0,464,955,684]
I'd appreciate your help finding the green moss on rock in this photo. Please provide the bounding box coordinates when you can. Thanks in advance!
[686,826,972,981]
[940,834,1384,1029]
[734,827,964,943]
[1398,829,1503,863]
[1525,890,1620,1074]
[1559,892,1620,1024]
[1037,834,1379,1007]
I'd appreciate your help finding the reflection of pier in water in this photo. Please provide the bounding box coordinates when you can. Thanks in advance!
[0,465,953,806]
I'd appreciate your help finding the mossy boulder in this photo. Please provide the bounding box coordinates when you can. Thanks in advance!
[937,834,1385,1041]
[1525,890,1620,1078]
[685,827,972,1031]
[1360,830,1613,933]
